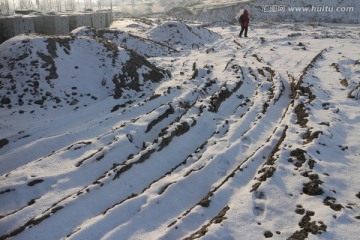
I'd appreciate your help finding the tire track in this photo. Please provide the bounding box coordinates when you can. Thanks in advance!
[35,59,257,239]
[0,55,225,225]
[65,55,291,239]
[175,48,332,240]
[0,53,249,239]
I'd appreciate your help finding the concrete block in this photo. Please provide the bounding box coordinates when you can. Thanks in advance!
[43,15,57,35]
[28,15,45,34]
[97,10,112,27]
[105,12,111,27]
[91,12,106,29]
[1,16,34,39]
[0,17,6,28]
[0,17,6,43]
[21,16,36,33]
[3,16,19,38]
[56,15,70,35]
[0,11,112,41]
[69,13,92,31]
[43,15,69,35]
[0,17,6,44]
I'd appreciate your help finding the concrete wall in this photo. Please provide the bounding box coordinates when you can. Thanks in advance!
[91,12,107,28]
[43,15,69,35]
[43,15,58,35]
[31,15,45,34]
[4,16,35,38]
[0,11,112,44]
[69,13,92,31]
[2,16,16,38]
[0,17,6,43]
[97,10,113,27]
[56,15,70,35]
[21,16,36,33]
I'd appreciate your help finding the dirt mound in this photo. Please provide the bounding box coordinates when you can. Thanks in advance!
[70,27,178,57]
[0,34,170,111]
[147,21,221,50]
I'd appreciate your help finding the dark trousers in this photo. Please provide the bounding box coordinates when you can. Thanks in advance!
[239,27,248,37]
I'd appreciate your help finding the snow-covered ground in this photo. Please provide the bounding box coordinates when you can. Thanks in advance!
[1,18,360,240]
[166,0,360,24]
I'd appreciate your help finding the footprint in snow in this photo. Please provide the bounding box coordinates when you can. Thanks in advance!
[216,157,230,177]
[240,136,253,152]
[253,191,267,218]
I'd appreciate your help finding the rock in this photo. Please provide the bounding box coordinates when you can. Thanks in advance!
[295,207,305,215]
[290,148,306,161]
[323,197,343,211]
[69,99,79,106]
[288,230,308,240]
[303,179,324,196]
[28,199,36,205]
[257,167,276,181]
[289,210,326,239]
[28,179,44,186]
[0,138,9,148]
[1,97,11,104]
[34,99,44,105]
[356,192,360,199]
[264,231,273,238]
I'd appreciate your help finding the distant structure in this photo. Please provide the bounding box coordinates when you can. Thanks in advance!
[0,10,113,43]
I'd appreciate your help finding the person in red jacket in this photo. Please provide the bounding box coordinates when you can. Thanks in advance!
[239,9,249,37]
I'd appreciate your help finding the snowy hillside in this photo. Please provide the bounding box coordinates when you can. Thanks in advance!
[167,0,360,24]
[147,21,221,50]
[1,18,360,240]
[70,27,178,58]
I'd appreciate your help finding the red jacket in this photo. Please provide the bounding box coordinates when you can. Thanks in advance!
[240,10,249,28]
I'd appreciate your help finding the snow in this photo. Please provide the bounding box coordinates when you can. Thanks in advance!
[1,14,360,240]
[170,0,360,24]
[146,21,221,50]
[70,26,178,58]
